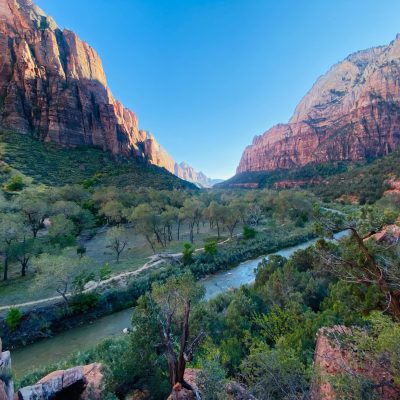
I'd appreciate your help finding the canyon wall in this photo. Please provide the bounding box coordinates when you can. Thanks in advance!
[238,36,400,173]
[0,0,213,185]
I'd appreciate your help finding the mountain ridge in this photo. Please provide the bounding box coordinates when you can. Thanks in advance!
[0,0,213,186]
[237,34,400,174]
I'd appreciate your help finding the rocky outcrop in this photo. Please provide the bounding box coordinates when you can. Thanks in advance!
[167,369,200,400]
[18,363,103,400]
[311,326,400,400]
[238,35,400,174]
[175,162,220,188]
[0,339,13,400]
[0,0,210,186]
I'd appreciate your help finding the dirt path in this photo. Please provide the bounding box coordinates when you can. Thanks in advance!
[0,253,176,311]
[0,235,237,312]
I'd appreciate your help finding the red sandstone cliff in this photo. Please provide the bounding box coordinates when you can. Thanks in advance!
[237,36,400,173]
[0,0,213,186]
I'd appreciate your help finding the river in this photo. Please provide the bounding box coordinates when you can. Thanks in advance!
[12,230,348,377]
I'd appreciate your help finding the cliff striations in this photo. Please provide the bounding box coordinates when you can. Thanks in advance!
[0,0,213,185]
[238,35,400,173]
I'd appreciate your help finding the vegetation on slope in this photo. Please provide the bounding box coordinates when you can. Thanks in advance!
[0,131,194,190]
[220,150,400,204]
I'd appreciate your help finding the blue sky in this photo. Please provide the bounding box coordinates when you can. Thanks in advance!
[35,0,400,179]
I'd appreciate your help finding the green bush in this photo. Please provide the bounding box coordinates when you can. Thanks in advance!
[243,225,257,240]
[182,243,195,265]
[2,164,11,174]
[5,175,24,191]
[100,263,112,281]
[5,307,23,331]
[70,293,100,314]
[204,239,218,256]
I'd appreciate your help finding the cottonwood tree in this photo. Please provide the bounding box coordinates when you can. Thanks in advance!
[130,204,159,252]
[100,200,127,225]
[223,204,241,238]
[132,273,205,393]
[245,204,263,226]
[18,193,48,238]
[182,198,204,243]
[0,213,23,281]
[10,233,38,277]
[32,253,92,306]
[204,201,224,237]
[106,226,130,263]
[48,214,76,241]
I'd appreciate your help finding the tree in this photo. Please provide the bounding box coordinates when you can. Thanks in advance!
[32,252,92,306]
[100,200,127,225]
[315,205,400,321]
[130,204,163,251]
[18,193,48,238]
[245,203,263,226]
[222,205,240,238]
[0,213,23,280]
[10,235,38,277]
[106,226,129,263]
[48,214,76,241]
[182,198,204,243]
[132,273,205,392]
[204,201,224,237]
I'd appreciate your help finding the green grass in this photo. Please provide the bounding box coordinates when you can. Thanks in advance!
[0,131,194,190]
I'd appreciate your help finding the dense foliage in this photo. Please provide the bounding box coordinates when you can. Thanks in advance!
[220,150,400,204]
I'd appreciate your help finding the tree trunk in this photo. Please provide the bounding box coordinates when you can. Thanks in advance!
[21,259,29,277]
[3,255,8,281]
[177,300,191,383]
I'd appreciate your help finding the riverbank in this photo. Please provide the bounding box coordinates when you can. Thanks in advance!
[2,224,320,352]
[11,228,349,378]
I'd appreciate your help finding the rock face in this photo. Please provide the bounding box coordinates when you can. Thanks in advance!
[311,326,400,400]
[238,35,400,174]
[175,162,220,188]
[18,363,103,400]
[0,0,212,186]
[0,339,13,400]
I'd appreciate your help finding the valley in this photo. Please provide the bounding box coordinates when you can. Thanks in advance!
[0,1,400,399]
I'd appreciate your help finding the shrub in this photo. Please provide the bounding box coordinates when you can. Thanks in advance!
[5,307,23,331]
[2,165,11,174]
[182,243,195,265]
[204,239,218,256]
[73,271,96,293]
[100,263,112,281]
[243,225,257,240]
[77,245,86,258]
[70,293,100,314]
[5,175,24,191]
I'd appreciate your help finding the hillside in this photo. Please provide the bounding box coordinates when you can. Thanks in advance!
[220,149,400,203]
[0,130,195,189]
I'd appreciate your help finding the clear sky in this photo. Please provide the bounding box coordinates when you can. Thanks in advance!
[35,0,400,179]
